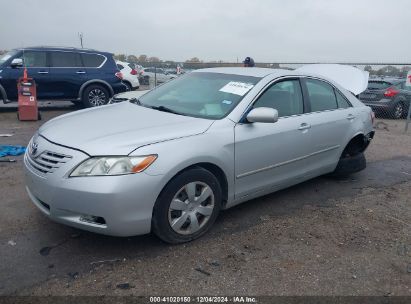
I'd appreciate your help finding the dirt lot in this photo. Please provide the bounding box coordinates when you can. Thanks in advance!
[0,104,410,296]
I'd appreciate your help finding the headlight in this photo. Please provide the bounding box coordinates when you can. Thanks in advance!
[70,155,157,177]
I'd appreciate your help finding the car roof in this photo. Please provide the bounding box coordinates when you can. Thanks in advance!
[13,46,113,55]
[193,67,289,78]
[194,66,369,95]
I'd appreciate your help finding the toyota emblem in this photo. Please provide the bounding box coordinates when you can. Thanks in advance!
[31,141,38,156]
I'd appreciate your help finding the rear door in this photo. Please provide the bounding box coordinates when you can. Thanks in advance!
[48,51,85,99]
[300,78,354,172]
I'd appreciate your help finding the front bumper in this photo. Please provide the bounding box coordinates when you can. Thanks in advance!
[24,135,163,237]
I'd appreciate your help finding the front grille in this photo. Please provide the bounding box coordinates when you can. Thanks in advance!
[27,150,72,174]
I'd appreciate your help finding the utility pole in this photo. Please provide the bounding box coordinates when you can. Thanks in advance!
[78,32,84,48]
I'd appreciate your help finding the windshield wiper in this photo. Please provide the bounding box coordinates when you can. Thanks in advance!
[129,98,142,105]
[149,105,186,116]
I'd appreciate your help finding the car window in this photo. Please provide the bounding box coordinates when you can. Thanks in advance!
[404,82,411,91]
[138,72,261,120]
[253,79,303,117]
[393,82,403,90]
[117,64,124,70]
[0,50,19,65]
[127,63,135,69]
[306,79,337,112]
[335,90,351,108]
[22,51,47,67]
[81,53,105,67]
[367,81,392,90]
[50,51,82,67]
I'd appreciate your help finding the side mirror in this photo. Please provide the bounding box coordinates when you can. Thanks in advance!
[246,107,278,123]
[10,58,23,68]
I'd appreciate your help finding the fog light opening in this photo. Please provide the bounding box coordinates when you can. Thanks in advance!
[80,214,106,225]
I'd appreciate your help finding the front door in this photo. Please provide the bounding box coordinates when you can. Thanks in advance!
[2,50,50,100]
[234,78,313,199]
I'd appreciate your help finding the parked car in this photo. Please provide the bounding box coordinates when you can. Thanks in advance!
[127,63,144,75]
[116,60,140,90]
[359,79,411,119]
[0,47,127,107]
[24,65,374,244]
[140,67,177,85]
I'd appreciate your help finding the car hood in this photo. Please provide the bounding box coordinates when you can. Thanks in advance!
[39,102,214,155]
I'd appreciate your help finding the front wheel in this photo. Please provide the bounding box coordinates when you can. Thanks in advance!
[152,168,222,244]
[82,85,110,107]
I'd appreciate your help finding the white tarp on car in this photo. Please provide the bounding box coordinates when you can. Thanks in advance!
[296,64,369,95]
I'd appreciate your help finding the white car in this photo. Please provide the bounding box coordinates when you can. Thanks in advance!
[141,68,177,85]
[116,60,140,90]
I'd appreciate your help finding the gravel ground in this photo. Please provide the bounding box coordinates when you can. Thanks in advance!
[0,105,410,296]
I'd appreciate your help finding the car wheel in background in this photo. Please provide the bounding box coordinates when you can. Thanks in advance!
[82,85,110,107]
[123,82,132,91]
[391,102,405,119]
[152,167,222,244]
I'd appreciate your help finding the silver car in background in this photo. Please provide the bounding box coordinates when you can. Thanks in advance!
[24,66,374,243]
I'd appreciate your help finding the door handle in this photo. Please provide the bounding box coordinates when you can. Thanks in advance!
[37,71,48,74]
[76,71,86,74]
[347,114,355,121]
[298,123,311,131]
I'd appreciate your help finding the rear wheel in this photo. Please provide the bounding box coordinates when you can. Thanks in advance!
[331,152,366,177]
[82,85,110,107]
[123,82,132,91]
[152,168,222,244]
[391,102,405,119]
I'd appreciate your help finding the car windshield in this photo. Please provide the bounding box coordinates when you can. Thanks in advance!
[137,72,261,119]
[0,50,18,65]
[367,81,392,90]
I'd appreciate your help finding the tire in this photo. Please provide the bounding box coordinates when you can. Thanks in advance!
[152,167,222,244]
[331,152,366,177]
[391,102,405,119]
[123,82,132,91]
[82,84,110,108]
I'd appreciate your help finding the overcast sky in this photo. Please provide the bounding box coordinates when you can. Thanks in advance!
[1,0,410,63]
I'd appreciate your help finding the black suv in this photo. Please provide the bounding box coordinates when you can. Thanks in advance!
[0,47,127,107]
[359,78,411,119]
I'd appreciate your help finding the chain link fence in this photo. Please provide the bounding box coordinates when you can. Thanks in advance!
[134,62,411,133]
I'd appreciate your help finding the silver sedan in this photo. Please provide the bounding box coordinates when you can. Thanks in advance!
[24,66,374,243]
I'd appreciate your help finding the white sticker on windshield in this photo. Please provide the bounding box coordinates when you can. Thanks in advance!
[219,82,254,96]
[1,55,12,61]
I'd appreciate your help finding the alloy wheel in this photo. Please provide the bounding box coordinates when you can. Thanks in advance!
[393,103,404,119]
[88,89,107,106]
[168,181,215,235]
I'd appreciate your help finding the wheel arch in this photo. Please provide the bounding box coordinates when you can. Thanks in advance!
[341,131,374,158]
[78,80,114,100]
[122,80,132,89]
[156,162,229,208]
[0,84,8,103]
